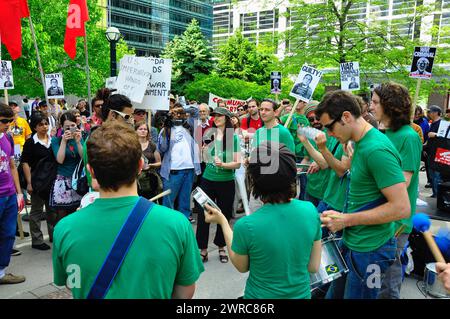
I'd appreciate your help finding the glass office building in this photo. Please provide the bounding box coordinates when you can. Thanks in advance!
[108,0,213,56]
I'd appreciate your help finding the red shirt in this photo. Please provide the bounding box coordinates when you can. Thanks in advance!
[241,116,263,133]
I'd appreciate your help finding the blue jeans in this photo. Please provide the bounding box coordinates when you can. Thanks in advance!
[162,169,194,219]
[317,200,342,239]
[298,174,307,200]
[0,194,18,269]
[431,169,441,197]
[326,238,397,299]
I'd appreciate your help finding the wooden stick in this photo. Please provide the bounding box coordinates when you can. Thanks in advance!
[394,224,407,238]
[83,35,92,116]
[149,189,171,202]
[4,89,8,104]
[413,79,421,109]
[423,231,446,263]
[284,99,299,128]
[28,16,47,101]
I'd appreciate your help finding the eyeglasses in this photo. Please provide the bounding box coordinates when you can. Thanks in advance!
[0,118,14,124]
[324,115,342,132]
[112,109,133,122]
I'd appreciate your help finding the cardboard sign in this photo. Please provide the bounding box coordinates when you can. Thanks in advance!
[105,77,117,90]
[45,73,65,99]
[340,62,360,91]
[135,58,172,111]
[409,46,436,79]
[0,60,14,89]
[115,55,153,103]
[270,71,282,94]
[437,120,450,138]
[435,148,450,166]
[290,64,323,102]
[208,93,247,112]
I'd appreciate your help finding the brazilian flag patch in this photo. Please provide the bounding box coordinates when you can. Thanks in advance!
[325,264,339,275]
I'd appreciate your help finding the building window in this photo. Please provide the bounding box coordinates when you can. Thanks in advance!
[392,0,416,16]
[241,13,258,32]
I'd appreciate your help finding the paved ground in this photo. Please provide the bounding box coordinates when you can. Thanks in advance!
[1,170,448,299]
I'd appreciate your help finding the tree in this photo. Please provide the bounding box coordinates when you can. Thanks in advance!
[283,0,449,97]
[216,29,278,85]
[161,19,214,94]
[1,0,133,98]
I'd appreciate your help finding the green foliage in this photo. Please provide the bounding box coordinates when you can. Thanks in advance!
[1,0,133,98]
[284,0,450,98]
[184,73,295,103]
[161,19,214,95]
[216,29,278,85]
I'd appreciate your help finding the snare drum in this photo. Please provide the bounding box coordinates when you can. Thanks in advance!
[424,263,450,298]
[310,237,349,290]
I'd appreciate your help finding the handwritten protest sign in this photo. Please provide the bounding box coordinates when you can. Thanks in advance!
[208,93,248,112]
[115,55,152,103]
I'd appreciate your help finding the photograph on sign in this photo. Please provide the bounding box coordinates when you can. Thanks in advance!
[0,61,14,90]
[290,65,323,102]
[270,71,282,94]
[137,58,172,111]
[105,77,117,90]
[340,62,360,91]
[409,46,436,79]
[115,55,153,104]
[45,73,65,98]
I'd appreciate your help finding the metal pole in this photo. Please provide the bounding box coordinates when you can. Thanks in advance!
[28,16,47,101]
[84,36,92,115]
[110,40,117,77]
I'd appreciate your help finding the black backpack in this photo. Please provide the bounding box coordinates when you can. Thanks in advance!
[31,154,58,200]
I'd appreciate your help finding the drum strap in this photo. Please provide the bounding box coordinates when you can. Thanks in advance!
[87,197,154,299]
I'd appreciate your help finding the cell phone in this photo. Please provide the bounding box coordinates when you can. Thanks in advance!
[192,187,221,212]
[70,127,77,134]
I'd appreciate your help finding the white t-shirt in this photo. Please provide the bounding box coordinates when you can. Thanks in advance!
[170,125,194,170]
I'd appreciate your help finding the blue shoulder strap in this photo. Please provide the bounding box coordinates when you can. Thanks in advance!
[87,197,154,299]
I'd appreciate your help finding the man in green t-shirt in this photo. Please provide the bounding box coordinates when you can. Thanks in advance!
[52,121,204,299]
[316,90,410,299]
[372,83,422,299]
[249,99,295,212]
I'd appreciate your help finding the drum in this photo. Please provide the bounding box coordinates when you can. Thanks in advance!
[424,263,450,298]
[310,237,349,290]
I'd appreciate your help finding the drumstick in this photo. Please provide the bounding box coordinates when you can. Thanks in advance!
[149,189,171,202]
[320,214,344,227]
[413,213,446,263]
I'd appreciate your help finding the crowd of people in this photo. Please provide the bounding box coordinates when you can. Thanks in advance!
[0,83,449,299]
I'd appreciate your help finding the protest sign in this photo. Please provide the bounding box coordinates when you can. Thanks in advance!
[136,58,172,111]
[0,61,14,90]
[45,73,65,99]
[270,71,282,94]
[437,120,450,139]
[105,77,117,90]
[208,93,247,112]
[290,65,322,102]
[115,55,153,103]
[409,46,436,79]
[340,62,360,91]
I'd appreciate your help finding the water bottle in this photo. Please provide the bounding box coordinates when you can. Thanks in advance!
[297,126,322,140]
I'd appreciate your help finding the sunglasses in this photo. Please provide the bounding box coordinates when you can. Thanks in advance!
[94,103,103,108]
[112,109,133,122]
[0,118,14,124]
[307,116,319,122]
[324,115,342,132]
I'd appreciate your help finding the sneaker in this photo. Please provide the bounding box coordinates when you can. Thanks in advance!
[15,230,30,237]
[32,243,51,251]
[11,249,21,256]
[0,273,26,285]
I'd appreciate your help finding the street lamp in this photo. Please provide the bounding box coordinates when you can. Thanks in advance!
[105,27,121,77]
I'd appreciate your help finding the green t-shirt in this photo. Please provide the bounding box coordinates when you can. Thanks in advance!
[203,134,240,182]
[51,137,82,177]
[52,196,204,299]
[252,124,295,154]
[281,113,310,158]
[305,133,338,200]
[323,144,348,211]
[385,125,422,234]
[232,199,321,299]
[344,128,405,252]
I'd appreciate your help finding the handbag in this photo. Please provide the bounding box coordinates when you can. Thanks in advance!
[72,159,89,196]
[87,197,154,299]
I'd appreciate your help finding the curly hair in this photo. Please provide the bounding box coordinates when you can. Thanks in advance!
[374,82,411,132]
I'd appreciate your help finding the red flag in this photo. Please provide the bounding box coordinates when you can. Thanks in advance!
[0,0,30,60]
[64,0,89,59]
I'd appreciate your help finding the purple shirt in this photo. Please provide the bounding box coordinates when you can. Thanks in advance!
[0,133,15,197]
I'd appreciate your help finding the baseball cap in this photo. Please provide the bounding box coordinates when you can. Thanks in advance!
[8,100,19,106]
[169,94,176,101]
[428,105,442,114]
[211,107,233,119]
[304,100,320,116]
